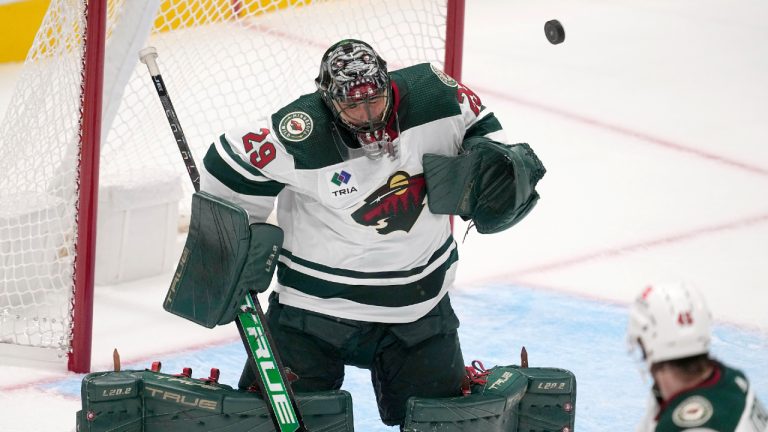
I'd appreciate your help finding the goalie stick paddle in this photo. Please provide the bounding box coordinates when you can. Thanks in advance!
[139,46,308,432]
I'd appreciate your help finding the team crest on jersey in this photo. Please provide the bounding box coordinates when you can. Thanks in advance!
[327,169,359,198]
[351,171,426,234]
[430,64,458,87]
[278,111,313,142]
[672,396,713,428]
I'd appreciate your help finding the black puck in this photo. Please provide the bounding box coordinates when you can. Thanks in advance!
[544,19,565,45]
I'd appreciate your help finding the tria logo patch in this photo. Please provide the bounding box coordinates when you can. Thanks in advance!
[278,111,313,142]
[351,171,426,234]
[327,169,358,198]
[331,170,351,186]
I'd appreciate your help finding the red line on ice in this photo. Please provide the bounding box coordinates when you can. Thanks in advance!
[472,88,768,177]
[504,212,768,277]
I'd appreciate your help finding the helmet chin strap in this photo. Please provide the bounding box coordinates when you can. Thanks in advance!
[357,128,398,160]
[356,101,397,160]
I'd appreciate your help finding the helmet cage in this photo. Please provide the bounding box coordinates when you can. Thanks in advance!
[315,39,392,134]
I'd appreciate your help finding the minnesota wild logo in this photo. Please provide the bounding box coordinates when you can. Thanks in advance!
[430,63,458,87]
[351,171,426,234]
[278,111,313,142]
[672,396,713,428]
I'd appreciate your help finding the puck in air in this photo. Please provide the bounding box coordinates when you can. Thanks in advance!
[544,19,565,45]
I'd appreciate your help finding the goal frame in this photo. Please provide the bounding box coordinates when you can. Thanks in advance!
[68,0,107,374]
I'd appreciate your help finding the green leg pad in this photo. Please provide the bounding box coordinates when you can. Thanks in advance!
[404,394,519,432]
[514,367,576,432]
[76,370,354,432]
[403,366,576,432]
[76,371,143,431]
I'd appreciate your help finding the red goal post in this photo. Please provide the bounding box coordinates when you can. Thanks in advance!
[0,0,465,373]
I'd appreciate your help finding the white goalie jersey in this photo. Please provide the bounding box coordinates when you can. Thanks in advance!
[200,63,506,323]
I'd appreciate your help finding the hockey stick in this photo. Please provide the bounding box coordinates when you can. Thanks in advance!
[139,46,308,432]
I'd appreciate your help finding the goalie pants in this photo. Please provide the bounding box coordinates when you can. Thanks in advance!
[238,292,466,427]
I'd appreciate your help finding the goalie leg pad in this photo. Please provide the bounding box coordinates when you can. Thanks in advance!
[164,191,283,328]
[403,365,575,432]
[76,369,354,432]
[512,366,577,431]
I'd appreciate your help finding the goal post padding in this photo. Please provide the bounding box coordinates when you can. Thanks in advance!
[76,369,354,432]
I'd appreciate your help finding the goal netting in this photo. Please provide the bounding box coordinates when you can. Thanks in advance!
[0,0,464,371]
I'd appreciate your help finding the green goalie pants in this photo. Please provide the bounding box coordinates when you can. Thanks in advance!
[239,292,466,426]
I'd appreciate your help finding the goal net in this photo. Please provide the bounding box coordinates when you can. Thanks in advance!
[0,0,464,372]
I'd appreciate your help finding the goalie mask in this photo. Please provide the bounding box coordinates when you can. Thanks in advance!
[627,282,712,368]
[316,39,397,160]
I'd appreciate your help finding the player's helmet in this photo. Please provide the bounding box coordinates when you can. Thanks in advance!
[627,282,712,367]
[315,39,396,159]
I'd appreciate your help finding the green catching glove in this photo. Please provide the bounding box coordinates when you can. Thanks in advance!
[423,136,546,234]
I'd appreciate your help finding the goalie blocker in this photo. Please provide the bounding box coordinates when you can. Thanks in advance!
[165,191,282,327]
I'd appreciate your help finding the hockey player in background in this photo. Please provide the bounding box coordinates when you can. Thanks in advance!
[627,283,768,431]
[198,39,545,427]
